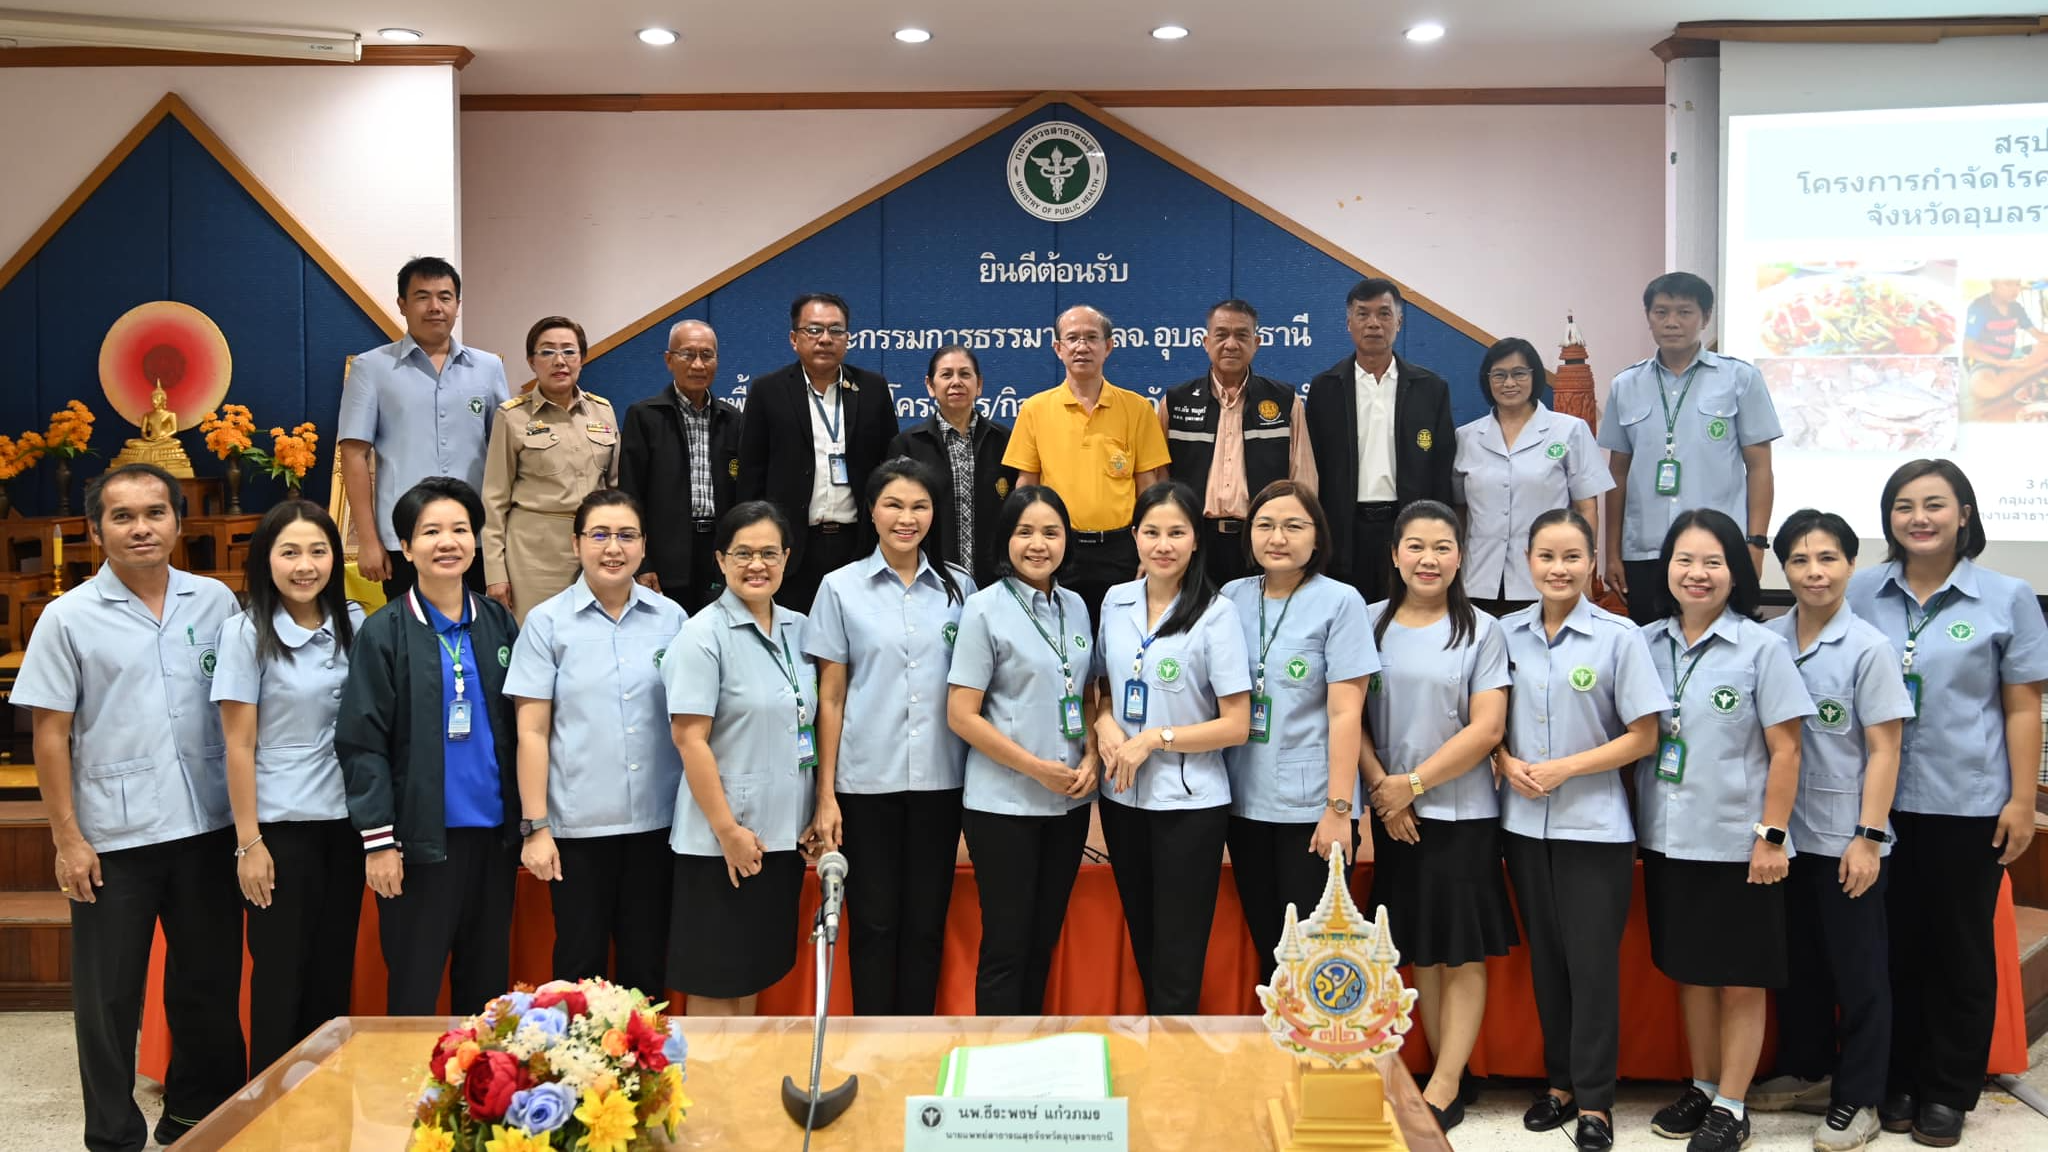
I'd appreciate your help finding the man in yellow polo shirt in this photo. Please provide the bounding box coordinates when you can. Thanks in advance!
[1004,304,1171,623]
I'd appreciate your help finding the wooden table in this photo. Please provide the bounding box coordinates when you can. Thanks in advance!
[179,1016,1449,1151]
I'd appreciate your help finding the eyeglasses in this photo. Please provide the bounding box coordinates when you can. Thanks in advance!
[723,547,786,566]
[1251,518,1315,536]
[1059,333,1106,348]
[794,325,850,339]
[533,348,582,361]
[580,529,643,544]
[666,349,716,363]
[1487,368,1535,385]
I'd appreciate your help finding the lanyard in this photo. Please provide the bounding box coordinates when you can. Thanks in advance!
[1004,578,1073,694]
[1254,578,1299,693]
[436,629,469,698]
[1900,587,1957,674]
[753,624,809,720]
[809,381,844,445]
[1130,592,1179,677]
[1656,361,1702,458]
[1663,633,1712,735]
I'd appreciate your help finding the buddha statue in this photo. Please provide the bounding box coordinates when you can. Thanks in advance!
[110,381,195,477]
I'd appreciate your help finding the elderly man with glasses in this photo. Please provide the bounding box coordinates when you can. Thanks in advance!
[619,319,746,612]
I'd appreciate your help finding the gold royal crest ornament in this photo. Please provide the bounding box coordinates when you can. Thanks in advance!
[1258,847,1418,1150]
[1258,398,1282,422]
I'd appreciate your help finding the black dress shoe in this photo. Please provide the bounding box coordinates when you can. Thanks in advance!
[153,1114,195,1146]
[1912,1101,1964,1148]
[1879,1092,1917,1134]
[1575,1113,1615,1152]
[1427,1096,1466,1133]
[1524,1094,1580,1131]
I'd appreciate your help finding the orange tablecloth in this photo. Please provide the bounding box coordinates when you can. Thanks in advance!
[141,862,2032,1083]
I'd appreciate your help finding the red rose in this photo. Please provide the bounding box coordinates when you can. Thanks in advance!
[625,1011,668,1072]
[461,1050,527,1122]
[428,1027,475,1081]
[532,988,589,1017]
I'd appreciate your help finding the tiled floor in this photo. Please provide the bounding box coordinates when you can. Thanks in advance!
[0,1013,2043,1149]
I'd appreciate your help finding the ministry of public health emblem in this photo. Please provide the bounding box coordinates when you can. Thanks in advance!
[200,648,217,678]
[1707,418,1729,440]
[1948,621,1975,642]
[1815,698,1849,730]
[1546,442,1567,460]
[1710,685,1742,714]
[1285,656,1310,681]
[942,622,959,647]
[468,396,486,416]
[1008,121,1108,222]
[1157,657,1182,683]
[1569,665,1596,691]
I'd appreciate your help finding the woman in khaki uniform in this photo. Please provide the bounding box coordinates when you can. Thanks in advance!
[483,316,621,621]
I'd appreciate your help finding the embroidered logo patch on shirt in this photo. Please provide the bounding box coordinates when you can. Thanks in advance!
[1258,399,1282,422]
[498,645,511,667]
[943,623,959,647]
[1569,665,1596,691]
[995,477,1011,498]
[1707,418,1729,441]
[1368,672,1383,696]
[654,647,666,668]
[469,396,486,416]
[1815,698,1849,730]
[1546,442,1567,460]
[1948,621,1975,641]
[1286,656,1311,681]
[1416,429,1434,451]
[1074,634,1088,649]
[728,459,740,478]
[1710,685,1742,714]
[1157,657,1182,683]
[200,648,217,678]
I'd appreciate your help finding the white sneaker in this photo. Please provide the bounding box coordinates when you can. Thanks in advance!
[1812,1103,1879,1151]
[1752,1074,1832,1113]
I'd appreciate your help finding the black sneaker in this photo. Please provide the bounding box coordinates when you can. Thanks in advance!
[1685,1105,1749,1152]
[1652,1085,1714,1139]
[153,1114,196,1145]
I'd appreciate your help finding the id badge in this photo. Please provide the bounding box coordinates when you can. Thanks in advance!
[1059,694,1085,739]
[447,698,472,741]
[1654,458,1681,496]
[1122,679,1148,724]
[1249,694,1273,744]
[1904,673,1923,719]
[828,453,851,486]
[1654,735,1686,783]
[797,724,819,769]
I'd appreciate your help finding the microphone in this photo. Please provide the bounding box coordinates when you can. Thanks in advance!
[817,851,848,940]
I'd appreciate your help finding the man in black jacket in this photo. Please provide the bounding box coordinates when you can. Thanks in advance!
[737,292,900,610]
[620,319,744,612]
[887,347,1015,587]
[1304,278,1457,601]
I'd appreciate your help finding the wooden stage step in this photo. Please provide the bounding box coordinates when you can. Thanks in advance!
[0,800,55,892]
[0,889,69,1010]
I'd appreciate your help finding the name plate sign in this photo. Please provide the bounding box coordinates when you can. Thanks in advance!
[904,1096,1128,1150]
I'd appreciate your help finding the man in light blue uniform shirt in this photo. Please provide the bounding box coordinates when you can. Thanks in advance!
[338,255,510,601]
[13,464,246,1151]
[1599,273,1782,623]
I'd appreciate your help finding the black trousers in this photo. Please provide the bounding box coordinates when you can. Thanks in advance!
[839,789,964,1015]
[960,805,1090,1015]
[378,827,518,1016]
[1887,811,2004,1111]
[1063,531,1138,630]
[1503,833,1632,1113]
[1344,502,1399,603]
[380,547,486,606]
[666,525,724,614]
[779,521,862,613]
[244,819,363,1076]
[1201,519,1253,586]
[1228,815,1357,984]
[1097,799,1229,1015]
[72,828,245,1152]
[549,830,675,996]
[1779,851,1890,1108]
[1622,558,1665,625]
[1470,597,1534,621]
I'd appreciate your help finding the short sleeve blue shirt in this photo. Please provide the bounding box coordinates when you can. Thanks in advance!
[1763,605,1916,857]
[1363,604,1512,822]
[1452,405,1612,600]
[336,335,511,548]
[1093,579,1252,811]
[947,581,1095,817]
[209,601,367,824]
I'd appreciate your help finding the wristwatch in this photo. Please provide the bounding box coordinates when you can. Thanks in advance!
[1744,534,1769,551]
[1853,824,1893,843]
[1160,727,1176,747]
[1408,772,1426,796]
[1325,797,1354,816]
[519,816,551,838]
[1753,822,1787,846]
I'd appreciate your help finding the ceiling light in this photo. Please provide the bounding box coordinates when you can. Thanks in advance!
[894,28,931,44]
[1404,23,1445,43]
[637,27,678,46]
[377,28,422,42]
[1151,25,1189,41]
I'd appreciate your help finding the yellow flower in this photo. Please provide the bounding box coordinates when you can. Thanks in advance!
[408,1126,456,1152]
[484,1125,553,1152]
[573,1088,639,1152]
[660,1065,691,1133]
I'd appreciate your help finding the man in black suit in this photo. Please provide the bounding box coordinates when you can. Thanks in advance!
[887,346,1015,587]
[737,292,900,610]
[619,318,745,612]
[1304,277,1457,601]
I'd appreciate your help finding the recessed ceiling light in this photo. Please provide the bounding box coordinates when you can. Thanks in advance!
[1151,25,1189,41]
[377,28,423,42]
[1404,23,1445,43]
[637,27,678,47]
[895,28,931,44]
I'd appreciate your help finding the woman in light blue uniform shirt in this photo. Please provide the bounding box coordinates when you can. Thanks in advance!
[504,489,687,998]
[1847,459,2048,1147]
[804,457,975,1016]
[1452,337,1611,619]
[1219,480,1375,983]
[662,501,820,1016]
[1748,510,1913,1152]
[212,499,365,1076]
[1362,499,1512,1132]
[1636,509,1813,1152]
[1092,481,1252,1015]
[947,486,1101,1015]
[1495,508,1666,1152]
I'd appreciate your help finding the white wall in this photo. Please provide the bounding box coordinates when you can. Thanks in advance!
[457,102,1665,389]
[0,66,462,328]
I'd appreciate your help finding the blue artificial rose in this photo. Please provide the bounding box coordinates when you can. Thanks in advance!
[522,1005,569,1040]
[505,1082,577,1134]
[663,1018,689,1067]
[502,991,535,1017]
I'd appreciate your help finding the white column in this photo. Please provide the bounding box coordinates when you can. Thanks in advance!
[1663,55,1720,338]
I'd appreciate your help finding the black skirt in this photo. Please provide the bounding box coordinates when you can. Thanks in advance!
[667,850,805,998]
[1367,814,1519,968]
[1641,849,1787,988]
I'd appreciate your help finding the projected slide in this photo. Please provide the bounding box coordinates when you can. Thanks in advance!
[1726,103,2048,541]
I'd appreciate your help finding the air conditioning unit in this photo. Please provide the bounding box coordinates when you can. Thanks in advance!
[0,13,361,61]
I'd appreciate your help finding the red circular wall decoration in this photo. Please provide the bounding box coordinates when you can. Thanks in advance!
[98,301,233,429]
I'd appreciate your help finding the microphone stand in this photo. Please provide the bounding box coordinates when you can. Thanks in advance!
[782,902,857,1147]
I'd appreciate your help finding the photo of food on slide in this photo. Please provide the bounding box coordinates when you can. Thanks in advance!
[1762,356,1958,451]
[1961,273,2048,423]
[1754,260,1958,357]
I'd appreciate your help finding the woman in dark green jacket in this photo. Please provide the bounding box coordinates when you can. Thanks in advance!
[338,476,521,1016]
